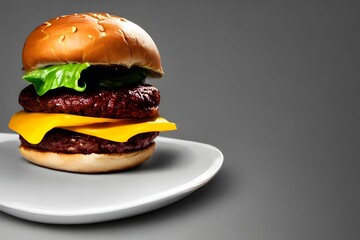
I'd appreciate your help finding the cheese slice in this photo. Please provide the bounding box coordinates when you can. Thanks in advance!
[9,111,177,144]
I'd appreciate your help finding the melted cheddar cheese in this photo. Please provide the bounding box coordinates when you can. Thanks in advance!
[9,111,177,144]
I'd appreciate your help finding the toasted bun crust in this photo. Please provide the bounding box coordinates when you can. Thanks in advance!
[22,13,163,77]
[19,143,155,173]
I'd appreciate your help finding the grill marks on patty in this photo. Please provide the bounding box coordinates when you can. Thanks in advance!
[19,83,160,119]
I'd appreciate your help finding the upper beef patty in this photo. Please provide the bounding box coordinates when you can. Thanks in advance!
[19,83,160,119]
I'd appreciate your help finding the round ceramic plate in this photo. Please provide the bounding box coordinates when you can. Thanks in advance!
[0,133,223,224]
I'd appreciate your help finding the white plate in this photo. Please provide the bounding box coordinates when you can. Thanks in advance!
[0,133,223,224]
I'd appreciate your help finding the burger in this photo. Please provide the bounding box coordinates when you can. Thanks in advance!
[8,13,176,173]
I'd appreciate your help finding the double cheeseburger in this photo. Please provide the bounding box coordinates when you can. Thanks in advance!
[8,13,176,173]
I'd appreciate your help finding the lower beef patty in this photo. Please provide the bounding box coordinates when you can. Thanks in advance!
[19,83,160,119]
[20,129,159,154]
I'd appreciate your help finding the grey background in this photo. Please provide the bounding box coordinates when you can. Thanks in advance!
[0,0,359,239]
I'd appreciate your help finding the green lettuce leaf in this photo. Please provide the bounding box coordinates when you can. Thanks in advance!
[22,63,90,96]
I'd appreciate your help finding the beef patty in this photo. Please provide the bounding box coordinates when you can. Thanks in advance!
[19,83,160,119]
[20,129,159,154]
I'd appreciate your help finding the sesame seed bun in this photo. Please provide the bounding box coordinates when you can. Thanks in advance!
[22,13,163,77]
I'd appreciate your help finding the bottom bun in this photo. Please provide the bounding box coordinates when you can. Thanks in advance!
[19,143,156,173]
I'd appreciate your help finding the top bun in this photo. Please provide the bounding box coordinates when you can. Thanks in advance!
[22,13,163,77]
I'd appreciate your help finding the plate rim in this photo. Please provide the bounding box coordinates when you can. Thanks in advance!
[0,133,223,219]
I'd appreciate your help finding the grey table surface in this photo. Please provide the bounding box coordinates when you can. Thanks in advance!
[0,0,359,239]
